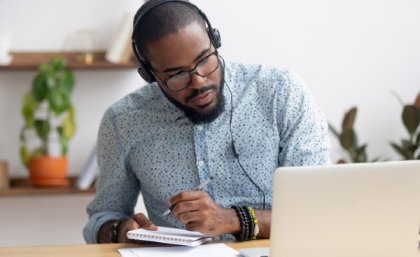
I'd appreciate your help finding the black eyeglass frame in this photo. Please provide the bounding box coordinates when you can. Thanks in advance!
[152,50,220,92]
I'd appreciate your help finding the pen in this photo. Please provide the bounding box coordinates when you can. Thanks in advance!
[161,176,214,216]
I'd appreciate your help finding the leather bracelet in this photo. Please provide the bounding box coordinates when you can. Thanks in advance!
[110,217,129,243]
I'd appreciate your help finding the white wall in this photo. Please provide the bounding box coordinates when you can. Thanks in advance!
[0,195,94,247]
[0,194,146,247]
[0,0,419,246]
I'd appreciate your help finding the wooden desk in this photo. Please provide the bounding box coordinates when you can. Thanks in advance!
[0,240,269,257]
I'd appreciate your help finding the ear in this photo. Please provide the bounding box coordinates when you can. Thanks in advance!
[138,67,155,83]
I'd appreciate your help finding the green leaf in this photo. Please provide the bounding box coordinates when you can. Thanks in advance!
[21,91,38,127]
[68,104,76,120]
[46,74,56,90]
[48,88,70,115]
[34,119,50,141]
[416,132,420,147]
[59,70,75,93]
[402,105,420,135]
[20,145,31,167]
[32,147,45,157]
[342,107,357,130]
[328,123,340,139]
[58,131,69,155]
[401,139,411,149]
[32,73,49,102]
[51,57,66,71]
[340,129,355,150]
[354,144,367,163]
[62,112,76,139]
[38,63,51,73]
[390,142,409,159]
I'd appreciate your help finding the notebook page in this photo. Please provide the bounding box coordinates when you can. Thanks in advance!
[118,243,239,257]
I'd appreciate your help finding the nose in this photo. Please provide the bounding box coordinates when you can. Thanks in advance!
[188,72,207,89]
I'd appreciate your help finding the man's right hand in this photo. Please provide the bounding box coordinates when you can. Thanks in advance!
[98,213,157,243]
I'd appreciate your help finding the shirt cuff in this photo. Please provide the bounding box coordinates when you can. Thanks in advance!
[83,211,127,243]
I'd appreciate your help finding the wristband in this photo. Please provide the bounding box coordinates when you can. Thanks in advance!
[232,205,252,241]
[246,206,259,239]
[110,217,129,243]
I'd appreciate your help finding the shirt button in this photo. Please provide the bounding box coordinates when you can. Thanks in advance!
[197,126,203,131]
[197,160,205,167]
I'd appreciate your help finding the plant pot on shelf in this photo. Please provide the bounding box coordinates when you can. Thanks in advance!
[28,156,70,187]
[19,57,76,188]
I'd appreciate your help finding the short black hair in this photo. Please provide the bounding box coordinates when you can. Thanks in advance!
[133,0,206,59]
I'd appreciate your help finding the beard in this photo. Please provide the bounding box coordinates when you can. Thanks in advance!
[162,76,225,124]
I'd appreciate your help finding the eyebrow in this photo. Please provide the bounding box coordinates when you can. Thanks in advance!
[161,45,212,73]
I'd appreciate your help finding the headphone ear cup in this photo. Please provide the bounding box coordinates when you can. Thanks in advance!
[209,28,222,49]
[137,63,155,83]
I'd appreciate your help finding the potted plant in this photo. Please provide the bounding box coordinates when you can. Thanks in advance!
[20,57,76,187]
[329,106,380,163]
[390,92,420,160]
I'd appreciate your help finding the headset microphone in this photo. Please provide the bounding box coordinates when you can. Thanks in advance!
[231,141,239,158]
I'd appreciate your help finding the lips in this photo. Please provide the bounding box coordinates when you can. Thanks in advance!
[189,89,214,107]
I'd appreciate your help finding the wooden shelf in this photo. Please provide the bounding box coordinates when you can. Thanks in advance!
[0,51,137,71]
[0,177,95,196]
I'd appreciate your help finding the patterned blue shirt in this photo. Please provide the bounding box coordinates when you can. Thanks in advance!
[83,62,331,243]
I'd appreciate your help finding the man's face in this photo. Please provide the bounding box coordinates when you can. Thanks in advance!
[145,22,224,123]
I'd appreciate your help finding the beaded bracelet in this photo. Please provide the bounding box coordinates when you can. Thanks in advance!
[243,206,254,240]
[232,205,246,241]
[246,206,259,239]
[243,206,253,240]
[232,205,255,241]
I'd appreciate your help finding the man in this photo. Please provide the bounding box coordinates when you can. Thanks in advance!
[83,0,330,244]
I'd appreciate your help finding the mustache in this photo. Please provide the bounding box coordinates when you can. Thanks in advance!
[185,85,217,102]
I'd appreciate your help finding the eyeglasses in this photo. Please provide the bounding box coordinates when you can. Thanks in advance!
[158,51,220,92]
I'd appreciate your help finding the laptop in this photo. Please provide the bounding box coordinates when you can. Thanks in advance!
[240,161,420,257]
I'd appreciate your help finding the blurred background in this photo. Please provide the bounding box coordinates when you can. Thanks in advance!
[0,0,419,247]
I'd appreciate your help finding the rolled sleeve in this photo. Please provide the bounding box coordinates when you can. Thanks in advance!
[83,211,127,244]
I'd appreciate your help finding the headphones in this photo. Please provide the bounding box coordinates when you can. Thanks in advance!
[131,0,222,83]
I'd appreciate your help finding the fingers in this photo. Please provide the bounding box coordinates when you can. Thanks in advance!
[119,213,157,243]
[169,192,223,236]
[170,191,210,216]
[177,210,202,224]
[132,213,158,230]
[169,191,206,206]
[169,191,208,214]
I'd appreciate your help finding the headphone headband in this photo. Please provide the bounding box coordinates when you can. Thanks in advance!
[131,0,221,83]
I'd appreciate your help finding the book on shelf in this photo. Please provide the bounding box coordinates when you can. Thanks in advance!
[75,145,99,190]
[126,226,212,247]
[105,12,134,64]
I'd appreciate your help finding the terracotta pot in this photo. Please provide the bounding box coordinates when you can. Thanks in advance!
[28,156,70,187]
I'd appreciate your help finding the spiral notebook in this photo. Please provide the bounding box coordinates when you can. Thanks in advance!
[126,226,212,246]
